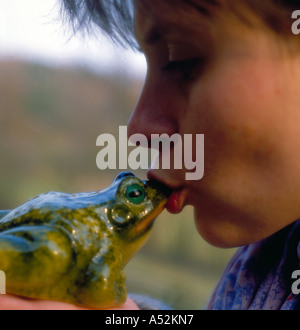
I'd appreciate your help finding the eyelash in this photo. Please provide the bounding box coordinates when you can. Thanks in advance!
[161,58,200,80]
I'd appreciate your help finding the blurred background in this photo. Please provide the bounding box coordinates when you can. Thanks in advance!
[0,0,236,309]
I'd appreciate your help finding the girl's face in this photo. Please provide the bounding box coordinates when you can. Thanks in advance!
[128,1,300,247]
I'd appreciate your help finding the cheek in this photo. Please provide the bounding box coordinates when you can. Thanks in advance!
[188,63,287,171]
[183,63,300,246]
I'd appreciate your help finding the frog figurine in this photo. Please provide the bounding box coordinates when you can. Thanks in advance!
[0,172,171,308]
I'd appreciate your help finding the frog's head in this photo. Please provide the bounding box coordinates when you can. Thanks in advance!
[107,172,171,262]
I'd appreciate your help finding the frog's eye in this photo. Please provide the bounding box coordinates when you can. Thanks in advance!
[125,184,146,204]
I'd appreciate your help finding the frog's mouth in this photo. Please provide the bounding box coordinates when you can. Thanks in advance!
[132,179,172,236]
[132,198,168,236]
[144,179,173,200]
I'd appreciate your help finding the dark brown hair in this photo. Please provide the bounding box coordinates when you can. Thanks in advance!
[61,0,137,48]
[61,0,300,48]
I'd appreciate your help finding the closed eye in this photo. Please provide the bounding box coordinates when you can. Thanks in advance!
[161,58,201,80]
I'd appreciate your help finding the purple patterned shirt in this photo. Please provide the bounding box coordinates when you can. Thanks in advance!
[206,220,300,310]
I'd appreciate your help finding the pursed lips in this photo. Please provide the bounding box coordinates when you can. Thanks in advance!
[147,170,188,214]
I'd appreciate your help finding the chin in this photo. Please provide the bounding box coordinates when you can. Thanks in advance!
[194,222,238,248]
[193,208,256,248]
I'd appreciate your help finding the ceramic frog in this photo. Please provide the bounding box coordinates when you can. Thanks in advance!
[0,172,171,308]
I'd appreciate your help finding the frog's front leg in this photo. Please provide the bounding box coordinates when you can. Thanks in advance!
[76,250,127,308]
[0,225,72,294]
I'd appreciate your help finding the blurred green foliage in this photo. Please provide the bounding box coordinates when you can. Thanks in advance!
[0,59,235,309]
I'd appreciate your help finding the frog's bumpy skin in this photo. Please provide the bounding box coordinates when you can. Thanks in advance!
[0,172,169,308]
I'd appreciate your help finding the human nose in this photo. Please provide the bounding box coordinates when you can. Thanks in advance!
[127,78,179,144]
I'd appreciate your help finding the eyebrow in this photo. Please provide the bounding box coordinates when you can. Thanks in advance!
[137,0,218,48]
[185,0,219,16]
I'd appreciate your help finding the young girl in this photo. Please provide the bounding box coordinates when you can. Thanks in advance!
[1,0,300,309]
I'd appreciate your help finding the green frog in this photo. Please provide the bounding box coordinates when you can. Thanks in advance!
[0,172,171,308]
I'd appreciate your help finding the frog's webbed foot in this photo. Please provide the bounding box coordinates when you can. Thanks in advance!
[0,225,72,294]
